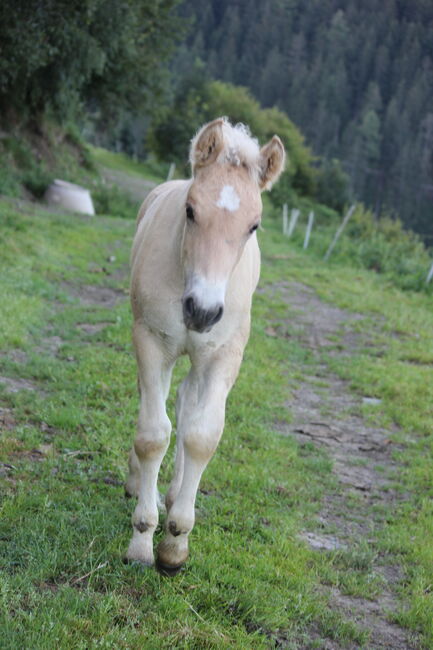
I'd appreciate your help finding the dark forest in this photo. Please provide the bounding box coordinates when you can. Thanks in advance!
[176,0,433,240]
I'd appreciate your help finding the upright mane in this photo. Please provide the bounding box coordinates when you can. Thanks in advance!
[189,118,261,178]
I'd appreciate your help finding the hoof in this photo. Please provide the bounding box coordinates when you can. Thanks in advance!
[156,558,184,576]
[125,534,154,567]
[156,535,189,572]
[122,556,154,568]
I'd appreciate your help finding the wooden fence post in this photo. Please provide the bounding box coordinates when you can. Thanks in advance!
[282,203,288,235]
[287,208,300,237]
[303,211,314,249]
[426,261,433,284]
[166,162,176,182]
[324,204,356,261]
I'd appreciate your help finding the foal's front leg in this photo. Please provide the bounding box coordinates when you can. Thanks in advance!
[125,324,173,565]
[157,336,245,570]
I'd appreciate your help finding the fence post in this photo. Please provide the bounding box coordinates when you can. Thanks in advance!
[166,162,176,182]
[303,211,315,249]
[426,261,433,284]
[287,208,300,237]
[324,204,356,261]
[282,203,288,234]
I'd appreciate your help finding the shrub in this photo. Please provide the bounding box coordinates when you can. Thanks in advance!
[315,159,350,212]
[92,183,137,219]
[326,205,432,292]
[20,167,53,198]
[0,134,53,198]
[64,123,95,171]
[0,162,20,197]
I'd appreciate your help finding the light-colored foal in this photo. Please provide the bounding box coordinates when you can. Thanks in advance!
[124,118,285,571]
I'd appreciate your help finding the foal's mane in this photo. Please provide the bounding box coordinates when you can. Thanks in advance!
[190,118,260,177]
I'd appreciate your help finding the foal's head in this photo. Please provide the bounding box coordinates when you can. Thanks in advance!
[182,118,285,333]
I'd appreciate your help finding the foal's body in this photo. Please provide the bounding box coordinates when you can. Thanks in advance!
[125,119,285,570]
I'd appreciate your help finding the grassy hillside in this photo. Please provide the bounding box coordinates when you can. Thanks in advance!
[0,155,432,647]
[0,123,165,221]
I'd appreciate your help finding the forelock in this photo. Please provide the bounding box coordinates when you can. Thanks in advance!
[190,118,261,179]
[220,120,260,171]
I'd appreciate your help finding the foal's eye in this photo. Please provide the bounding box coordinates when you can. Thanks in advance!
[186,205,195,222]
[249,223,259,234]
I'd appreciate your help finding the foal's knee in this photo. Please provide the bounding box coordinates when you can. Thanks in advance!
[184,426,221,462]
[134,419,171,460]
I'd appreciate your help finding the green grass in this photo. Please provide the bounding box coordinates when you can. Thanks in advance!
[267,197,433,294]
[90,146,168,183]
[0,184,432,647]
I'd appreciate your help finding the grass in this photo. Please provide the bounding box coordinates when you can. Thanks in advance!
[0,174,432,647]
[0,199,345,648]
[269,198,433,294]
[90,146,169,184]
[261,215,433,644]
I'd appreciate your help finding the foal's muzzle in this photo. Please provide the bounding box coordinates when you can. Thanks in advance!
[182,295,224,333]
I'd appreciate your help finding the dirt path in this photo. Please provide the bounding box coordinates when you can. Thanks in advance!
[265,281,417,649]
[100,167,156,203]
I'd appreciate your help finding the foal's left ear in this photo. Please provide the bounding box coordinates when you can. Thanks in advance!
[259,136,286,191]
[190,118,225,173]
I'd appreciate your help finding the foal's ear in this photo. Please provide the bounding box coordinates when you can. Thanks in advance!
[190,118,225,173]
[258,136,286,190]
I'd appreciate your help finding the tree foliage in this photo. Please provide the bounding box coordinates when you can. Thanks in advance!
[0,0,183,123]
[175,0,433,239]
[148,72,316,199]
[315,159,350,213]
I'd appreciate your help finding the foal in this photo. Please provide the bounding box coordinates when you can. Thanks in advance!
[125,118,285,571]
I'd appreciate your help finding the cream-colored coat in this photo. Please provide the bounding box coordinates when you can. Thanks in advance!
[124,119,285,571]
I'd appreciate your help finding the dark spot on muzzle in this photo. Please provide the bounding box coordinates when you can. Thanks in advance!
[182,295,224,333]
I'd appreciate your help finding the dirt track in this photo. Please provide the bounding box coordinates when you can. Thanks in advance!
[100,167,156,204]
[265,281,417,649]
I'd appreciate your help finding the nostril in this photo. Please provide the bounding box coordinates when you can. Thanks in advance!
[211,305,224,326]
[184,296,195,318]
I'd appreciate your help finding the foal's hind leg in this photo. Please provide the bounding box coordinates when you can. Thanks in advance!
[125,324,173,566]
[157,331,246,571]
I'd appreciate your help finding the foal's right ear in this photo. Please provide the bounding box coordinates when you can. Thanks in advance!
[190,118,225,173]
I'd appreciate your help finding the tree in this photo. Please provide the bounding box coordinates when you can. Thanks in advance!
[147,60,210,166]
[358,110,381,166]
[0,0,184,123]
[315,159,350,212]
[147,77,316,200]
[258,47,287,108]
[174,0,433,239]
